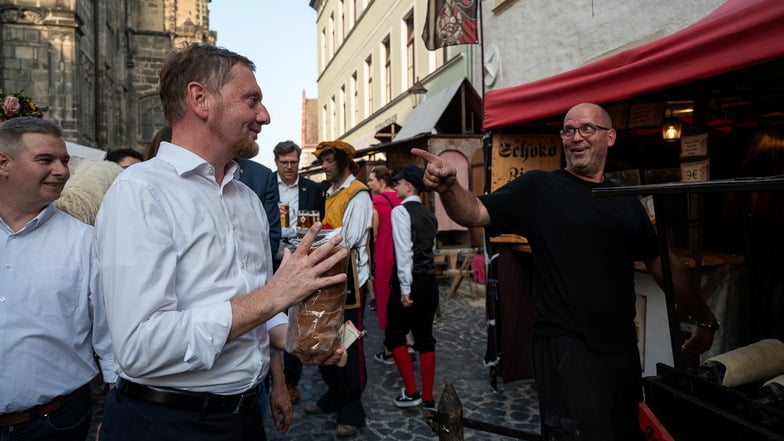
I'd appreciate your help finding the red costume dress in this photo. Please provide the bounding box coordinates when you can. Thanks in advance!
[372,191,401,329]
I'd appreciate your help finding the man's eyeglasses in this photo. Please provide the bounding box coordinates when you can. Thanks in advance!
[559,124,610,138]
[277,160,299,167]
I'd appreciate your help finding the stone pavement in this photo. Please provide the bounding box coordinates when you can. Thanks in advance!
[263,281,541,440]
[86,280,540,440]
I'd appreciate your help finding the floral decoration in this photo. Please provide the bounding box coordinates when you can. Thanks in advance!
[0,89,49,121]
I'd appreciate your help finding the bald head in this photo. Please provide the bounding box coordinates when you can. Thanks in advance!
[561,103,616,183]
[565,103,612,127]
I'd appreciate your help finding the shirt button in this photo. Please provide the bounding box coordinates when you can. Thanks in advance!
[0,297,5,302]
[208,166,215,175]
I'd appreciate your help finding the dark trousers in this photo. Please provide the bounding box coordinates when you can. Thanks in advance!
[284,347,303,387]
[316,289,367,427]
[384,273,438,352]
[0,386,91,441]
[100,388,266,441]
[533,335,643,441]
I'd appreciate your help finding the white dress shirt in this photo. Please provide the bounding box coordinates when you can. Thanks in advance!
[0,205,116,413]
[326,175,373,287]
[95,142,283,394]
[277,174,299,238]
[391,195,421,295]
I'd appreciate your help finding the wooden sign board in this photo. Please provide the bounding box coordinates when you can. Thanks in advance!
[491,133,562,191]
[628,103,665,128]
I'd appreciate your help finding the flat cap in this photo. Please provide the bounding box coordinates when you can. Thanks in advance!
[392,164,426,192]
[314,140,356,159]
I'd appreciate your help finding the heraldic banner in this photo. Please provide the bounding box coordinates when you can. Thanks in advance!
[422,0,479,50]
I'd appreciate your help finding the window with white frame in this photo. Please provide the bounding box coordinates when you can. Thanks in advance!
[382,36,391,105]
[329,13,335,57]
[351,72,358,125]
[320,28,327,70]
[404,10,415,90]
[365,56,373,115]
[340,84,347,134]
[321,104,327,142]
[330,95,336,140]
[338,0,344,43]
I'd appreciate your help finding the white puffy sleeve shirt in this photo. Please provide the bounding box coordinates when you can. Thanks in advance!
[94,142,275,394]
[391,196,421,295]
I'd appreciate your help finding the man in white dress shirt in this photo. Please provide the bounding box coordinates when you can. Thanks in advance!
[0,117,116,441]
[94,43,347,441]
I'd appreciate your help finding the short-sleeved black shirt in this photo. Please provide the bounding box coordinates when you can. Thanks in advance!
[480,169,659,352]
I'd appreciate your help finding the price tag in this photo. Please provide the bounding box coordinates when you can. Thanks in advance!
[680,159,709,182]
[680,133,709,158]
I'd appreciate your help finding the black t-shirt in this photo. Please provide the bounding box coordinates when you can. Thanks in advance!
[480,169,659,352]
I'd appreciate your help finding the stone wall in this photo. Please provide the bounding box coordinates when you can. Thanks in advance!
[0,0,215,152]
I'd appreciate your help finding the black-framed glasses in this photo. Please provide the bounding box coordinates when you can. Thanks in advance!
[559,124,610,138]
[277,160,299,167]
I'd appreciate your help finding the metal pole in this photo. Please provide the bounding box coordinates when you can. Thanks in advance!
[653,194,682,368]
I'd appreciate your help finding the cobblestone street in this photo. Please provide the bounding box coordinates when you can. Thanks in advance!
[263,281,540,440]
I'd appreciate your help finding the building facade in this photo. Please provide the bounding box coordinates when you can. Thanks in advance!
[0,0,215,152]
[482,0,724,91]
[308,0,482,154]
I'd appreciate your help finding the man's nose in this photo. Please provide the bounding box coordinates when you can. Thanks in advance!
[257,103,271,125]
[52,159,70,177]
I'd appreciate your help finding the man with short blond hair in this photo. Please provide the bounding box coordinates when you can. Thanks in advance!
[95,43,347,441]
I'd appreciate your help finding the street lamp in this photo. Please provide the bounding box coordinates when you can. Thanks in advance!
[408,78,427,108]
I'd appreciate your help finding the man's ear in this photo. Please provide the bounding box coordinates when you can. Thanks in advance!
[186,81,210,119]
[607,128,617,148]
[0,152,12,178]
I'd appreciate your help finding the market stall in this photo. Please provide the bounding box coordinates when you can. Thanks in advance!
[480,0,784,383]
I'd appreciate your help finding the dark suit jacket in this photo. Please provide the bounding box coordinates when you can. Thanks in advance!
[236,158,281,255]
[295,175,326,219]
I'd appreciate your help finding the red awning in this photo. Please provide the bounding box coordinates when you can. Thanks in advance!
[483,0,784,130]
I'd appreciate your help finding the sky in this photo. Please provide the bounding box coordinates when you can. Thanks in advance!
[209,1,318,168]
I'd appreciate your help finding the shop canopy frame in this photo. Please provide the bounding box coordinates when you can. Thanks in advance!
[483,0,784,130]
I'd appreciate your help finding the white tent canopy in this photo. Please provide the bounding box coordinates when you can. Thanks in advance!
[66,141,105,160]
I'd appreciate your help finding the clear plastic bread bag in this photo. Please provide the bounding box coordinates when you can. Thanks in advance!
[286,229,349,363]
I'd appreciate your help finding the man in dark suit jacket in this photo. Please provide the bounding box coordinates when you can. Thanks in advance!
[272,140,326,406]
[236,158,282,255]
[273,141,324,240]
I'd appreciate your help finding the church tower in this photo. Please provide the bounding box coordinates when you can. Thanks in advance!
[0,0,215,151]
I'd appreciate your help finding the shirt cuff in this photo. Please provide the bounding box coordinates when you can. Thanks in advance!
[98,358,118,384]
[266,312,288,330]
[184,302,233,369]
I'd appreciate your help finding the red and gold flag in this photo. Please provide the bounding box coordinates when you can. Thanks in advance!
[422,0,479,50]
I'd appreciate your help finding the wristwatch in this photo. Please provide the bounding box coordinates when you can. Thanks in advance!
[695,320,721,332]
